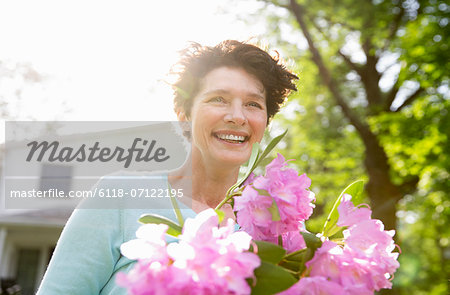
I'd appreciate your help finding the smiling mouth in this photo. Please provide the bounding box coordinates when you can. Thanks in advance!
[214,133,248,144]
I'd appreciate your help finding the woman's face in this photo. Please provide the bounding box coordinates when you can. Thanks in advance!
[184,66,268,168]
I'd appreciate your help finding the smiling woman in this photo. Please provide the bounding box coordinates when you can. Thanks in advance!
[169,40,298,212]
[188,67,267,168]
[36,40,298,295]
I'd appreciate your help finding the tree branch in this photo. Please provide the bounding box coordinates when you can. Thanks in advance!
[318,14,358,32]
[384,82,400,111]
[382,4,405,51]
[304,8,381,102]
[303,11,365,76]
[270,0,357,32]
[301,8,365,75]
[304,10,385,110]
[399,175,420,195]
[362,39,378,64]
[338,50,364,76]
[360,39,383,107]
[395,86,424,112]
[304,12,331,40]
[258,0,289,10]
[287,0,370,136]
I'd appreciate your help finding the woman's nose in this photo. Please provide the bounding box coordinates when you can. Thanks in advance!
[224,101,247,125]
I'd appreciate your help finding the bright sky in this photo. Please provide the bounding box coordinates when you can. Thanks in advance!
[0,0,265,127]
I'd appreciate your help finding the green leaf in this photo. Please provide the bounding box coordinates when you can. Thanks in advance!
[215,209,225,223]
[282,248,307,262]
[322,180,365,237]
[301,231,323,251]
[234,143,260,189]
[168,183,184,227]
[233,129,288,190]
[267,199,281,222]
[250,240,286,264]
[255,129,288,168]
[218,130,287,211]
[282,248,312,275]
[298,248,314,275]
[280,232,322,274]
[346,180,365,205]
[253,188,271,196]
[278,260,300,272]
[251,261,297,295]
[139,214,182,237]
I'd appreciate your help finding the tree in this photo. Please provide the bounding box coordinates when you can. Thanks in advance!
[261,0,448,232]
[227,0,449,293]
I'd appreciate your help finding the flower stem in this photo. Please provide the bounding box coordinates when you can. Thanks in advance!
[283,268,300,277]
[215,191,242,210]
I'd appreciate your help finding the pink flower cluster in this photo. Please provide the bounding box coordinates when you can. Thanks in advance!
[117,209,260,295]
[279,194,400,295]
[234,154,315,252]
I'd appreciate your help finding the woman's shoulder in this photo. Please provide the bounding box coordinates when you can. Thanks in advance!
[76,169,171,210]
[96,169,170,187]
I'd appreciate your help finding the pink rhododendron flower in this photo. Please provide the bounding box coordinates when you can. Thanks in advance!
[118,153,400,295]
[337,194,371,227]
[296,195,399,294]
[344,219,396,256]
[117,209,260,295]
[262,229,307,254]
[281,230,307,253]
[234,186,274,240]
[120,224,169,262]
[306,240,344,280]
[235,153,315,243]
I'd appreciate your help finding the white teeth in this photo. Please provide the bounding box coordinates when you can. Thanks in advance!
[217,134,246,142]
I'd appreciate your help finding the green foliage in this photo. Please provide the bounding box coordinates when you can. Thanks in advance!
[275,68,366,233]
[138,214,182,237]
[396,1,449,88]
[226,129,287,199]
[370,96,449,185]
[322,180,364,237]
[370,95,450,293]
[250,240,286,264]
[218,130,288,211]
[225,0,449,293]
[250,261,297,295]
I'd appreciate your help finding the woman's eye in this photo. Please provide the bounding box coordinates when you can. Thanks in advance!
[248,102,263,109]
[208,96,225,103]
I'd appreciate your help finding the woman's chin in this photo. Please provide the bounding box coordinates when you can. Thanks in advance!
[208,151,251,168]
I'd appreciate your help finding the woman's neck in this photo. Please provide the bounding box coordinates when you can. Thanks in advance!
[168,151,240,210]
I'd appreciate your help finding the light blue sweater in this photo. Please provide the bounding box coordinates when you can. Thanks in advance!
[37,173,196,295]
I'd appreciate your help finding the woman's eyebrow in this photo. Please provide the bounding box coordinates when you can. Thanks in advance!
[202,89,230,97]
[202,89,265,101]
[248,93,265,101]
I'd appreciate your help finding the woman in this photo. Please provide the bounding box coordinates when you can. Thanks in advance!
[37,40,298,294]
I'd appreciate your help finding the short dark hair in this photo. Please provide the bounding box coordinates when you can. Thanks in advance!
[171,40,298,122]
